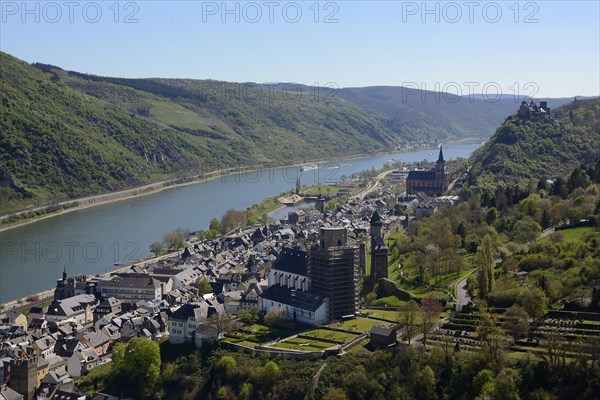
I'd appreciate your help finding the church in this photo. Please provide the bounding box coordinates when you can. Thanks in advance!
[406,146,447,196]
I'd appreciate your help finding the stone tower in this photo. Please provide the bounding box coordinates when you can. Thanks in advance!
[9,354,38,400]
[370,211,389,282]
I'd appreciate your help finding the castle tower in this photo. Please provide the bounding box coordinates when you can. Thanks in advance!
[435,145,447,195]
[370,211,389,282]
[310,227,359,320]
[9,355,38,400]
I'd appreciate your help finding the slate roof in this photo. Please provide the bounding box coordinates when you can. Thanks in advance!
[0,384,24,400]
[370,326,396,338]
[406,170,436,181]
[261,285,326,312]
[271,248,309,276]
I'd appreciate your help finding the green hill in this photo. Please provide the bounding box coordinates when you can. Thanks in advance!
[471,98,600,188]
[0,51,588,214]
[337,86,576,141]
[0,52,401,213]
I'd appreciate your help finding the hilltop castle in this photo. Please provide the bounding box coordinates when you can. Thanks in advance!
[517,100,550,119]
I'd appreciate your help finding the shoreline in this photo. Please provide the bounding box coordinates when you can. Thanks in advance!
[0,139,481,233]
[0,250,181,310]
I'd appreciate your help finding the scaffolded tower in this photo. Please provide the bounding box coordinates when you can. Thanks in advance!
[309,227,359,321]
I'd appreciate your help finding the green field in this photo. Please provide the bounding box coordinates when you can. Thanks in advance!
[554,226,597,243]
[362,308,400,322]
[272,336,335,352]
[302,329,361,343]
[371,296,406,308]
[325,317,391,333]
[304,184,358,196]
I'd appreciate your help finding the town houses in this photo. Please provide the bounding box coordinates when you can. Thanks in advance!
[0,167,452,399]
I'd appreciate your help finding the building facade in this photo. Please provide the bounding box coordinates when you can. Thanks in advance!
[259,248,329,325]
[406,146,447,196]
[96,274,161,302]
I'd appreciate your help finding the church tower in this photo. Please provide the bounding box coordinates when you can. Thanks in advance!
[370,211,389,282]
[435,145,447,194]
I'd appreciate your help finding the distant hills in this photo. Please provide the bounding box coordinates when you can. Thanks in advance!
[471,98,600,188]
[0,51,582,213]
[337,86,578,141]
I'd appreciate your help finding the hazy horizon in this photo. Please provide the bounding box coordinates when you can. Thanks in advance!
[1,1,598,98]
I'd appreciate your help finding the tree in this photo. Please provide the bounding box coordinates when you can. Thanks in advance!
[518,287,548,319]
[397,300,421,345]
[486,207,498,225]
[415,365,436,400]
[209,218,221,232]
[111,342,125,373]
[163,231,185,251]
[567,166,591,192]
[420,296,443,346]
[197,277,213,297]
[221,209,248,233]
[295,177,301,194]
[116,338,161,397]
[149,241,164,257]
[208,312,232,337]
[478,235,496,298]
[240,383,253,400]
[238,307,259,324]
[541,209,551,229]
[502,304,530,340]
[264,308,286,327]
[513,216,542,243]
[217,355,237,379]
[323,387,348,400]
[473,369,494,397]
[476,308,505,361]
[493,368,521,400]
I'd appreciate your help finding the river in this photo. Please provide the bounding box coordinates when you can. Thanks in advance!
[0,142,480,302]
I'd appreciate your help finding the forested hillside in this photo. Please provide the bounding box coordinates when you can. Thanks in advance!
[0,50,588,214]
[0,52,400,213]
[471,98,600,189]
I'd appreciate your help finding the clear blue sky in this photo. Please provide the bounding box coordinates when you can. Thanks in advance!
[1,1,598,97]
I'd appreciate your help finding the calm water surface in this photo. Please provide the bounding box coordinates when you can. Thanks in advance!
[0,143,479,302]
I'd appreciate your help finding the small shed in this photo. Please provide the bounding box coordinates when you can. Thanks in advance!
[369,326,397,349]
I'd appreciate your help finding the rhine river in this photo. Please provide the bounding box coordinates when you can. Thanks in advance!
[0,142,480,302]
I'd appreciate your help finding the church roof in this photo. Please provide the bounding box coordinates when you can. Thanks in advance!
[406,170,437,181]
[260,285,326,312]
[271,248,309,276]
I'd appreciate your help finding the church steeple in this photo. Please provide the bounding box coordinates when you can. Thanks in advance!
[437,145,445,164]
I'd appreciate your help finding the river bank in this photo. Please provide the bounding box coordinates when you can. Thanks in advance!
[0,141,465,233]
[0,142,481,303]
